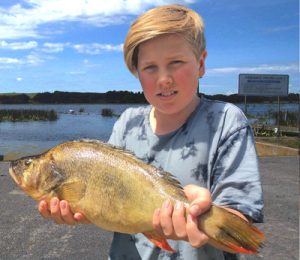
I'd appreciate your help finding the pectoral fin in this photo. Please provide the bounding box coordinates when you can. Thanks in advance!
[143,231,176,252]
[56,178,86,203]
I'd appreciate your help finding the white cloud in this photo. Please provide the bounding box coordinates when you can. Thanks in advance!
[0,57,21,64]
[0,40,38,50]
[0,54,43,66]
[16,77,23,81]
[25,54,44,65]
[42,42,70,53]
[73,43,123,54]
[207,64,299,75]
[0,0,195,40]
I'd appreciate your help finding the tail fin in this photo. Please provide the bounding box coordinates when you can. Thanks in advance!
[199,205,265,254]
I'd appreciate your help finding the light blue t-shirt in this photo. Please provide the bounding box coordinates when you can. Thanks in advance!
[108,97,264,260]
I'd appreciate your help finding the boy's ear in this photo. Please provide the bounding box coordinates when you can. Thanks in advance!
[198,50,207,78]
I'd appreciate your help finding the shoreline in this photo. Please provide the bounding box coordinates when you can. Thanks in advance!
[1,139,299,162]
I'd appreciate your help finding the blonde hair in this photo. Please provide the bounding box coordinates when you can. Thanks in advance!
[124,4,206,75]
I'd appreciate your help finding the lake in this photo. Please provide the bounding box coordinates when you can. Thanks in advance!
[0,102,298,159]
[0,104,138,159]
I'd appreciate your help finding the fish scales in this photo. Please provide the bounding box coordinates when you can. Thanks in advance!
[9,139,265,254]
[33,140,186,233]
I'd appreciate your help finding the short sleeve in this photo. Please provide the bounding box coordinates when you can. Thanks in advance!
[210,126,264,223]
[108,110,127,148]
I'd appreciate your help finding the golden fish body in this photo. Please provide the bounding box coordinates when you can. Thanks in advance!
[9,140,186,233]
[9,139,265,254]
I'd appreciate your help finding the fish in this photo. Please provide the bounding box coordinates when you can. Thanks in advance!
[9,139,265,254]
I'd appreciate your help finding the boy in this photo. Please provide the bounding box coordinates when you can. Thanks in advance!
[39,4,263,259]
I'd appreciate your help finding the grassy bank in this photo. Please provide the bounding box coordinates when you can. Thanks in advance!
[255,136,299,149]
[0,109,58,122]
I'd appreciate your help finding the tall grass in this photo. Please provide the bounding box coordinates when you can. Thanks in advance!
[0,109,58,122]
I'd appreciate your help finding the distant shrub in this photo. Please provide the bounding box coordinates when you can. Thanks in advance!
[101,108,113,117]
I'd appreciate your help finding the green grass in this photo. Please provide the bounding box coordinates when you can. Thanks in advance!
[255,136,300,149]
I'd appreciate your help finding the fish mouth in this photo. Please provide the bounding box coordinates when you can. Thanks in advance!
[9,164,39,197]
[9,165,23,186]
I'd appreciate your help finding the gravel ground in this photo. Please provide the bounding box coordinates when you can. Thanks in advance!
[0,156,299,260]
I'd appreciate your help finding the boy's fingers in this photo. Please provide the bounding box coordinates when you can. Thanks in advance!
[60,200,77,225]
[159,200,174,237]
[50,197,64,224]
[184,185,211,218]
[74,213,91,224]
[188,198,210,218]
[152,208,164,236]
[186,214,208,248]
[38,200,51,218]
[172,201,187,240]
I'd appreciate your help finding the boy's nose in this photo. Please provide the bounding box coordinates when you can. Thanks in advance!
[158,71,173,87]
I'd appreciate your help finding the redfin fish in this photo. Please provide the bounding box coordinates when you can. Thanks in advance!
[9,139,265,254]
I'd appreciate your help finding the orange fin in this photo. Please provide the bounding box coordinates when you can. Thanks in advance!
[223,242,258,254]
[143,231,176,252]
[199,205,265,254]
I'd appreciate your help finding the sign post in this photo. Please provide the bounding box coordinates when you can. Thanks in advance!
[238,74,289,136]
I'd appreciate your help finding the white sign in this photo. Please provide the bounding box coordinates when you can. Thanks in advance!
[238,74,289,96]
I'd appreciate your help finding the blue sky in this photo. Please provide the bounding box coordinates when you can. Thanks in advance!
[0,0,298,94]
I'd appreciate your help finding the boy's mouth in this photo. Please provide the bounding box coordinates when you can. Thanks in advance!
[157,91,178,97]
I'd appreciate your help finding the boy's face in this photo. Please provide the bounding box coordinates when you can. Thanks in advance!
[136,34,207,116]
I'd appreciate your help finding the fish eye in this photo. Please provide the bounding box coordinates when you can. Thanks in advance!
[25,159,32,166]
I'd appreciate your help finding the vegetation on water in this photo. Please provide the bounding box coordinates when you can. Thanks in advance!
[0,109,58,122]
[101,108,119,117]
[0,91,298,104]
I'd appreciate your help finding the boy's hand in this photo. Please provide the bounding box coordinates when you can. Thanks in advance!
[152,184,211,248]
[38,198,91,225]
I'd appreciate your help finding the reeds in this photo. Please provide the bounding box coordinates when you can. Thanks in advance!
[101,108,114,117]
[0,109,58,122]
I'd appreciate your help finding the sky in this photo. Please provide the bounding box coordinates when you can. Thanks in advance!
[0,0,299,95]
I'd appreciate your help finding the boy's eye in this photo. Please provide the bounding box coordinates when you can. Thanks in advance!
[143,65,156,71]
[170,60,183,66]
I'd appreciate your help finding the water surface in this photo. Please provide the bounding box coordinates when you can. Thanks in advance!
[0,102,298,159]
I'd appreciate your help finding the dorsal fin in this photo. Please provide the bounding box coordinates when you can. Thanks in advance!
[154,167,186,199]
[76,139,137,158]
[157,168,184,189]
